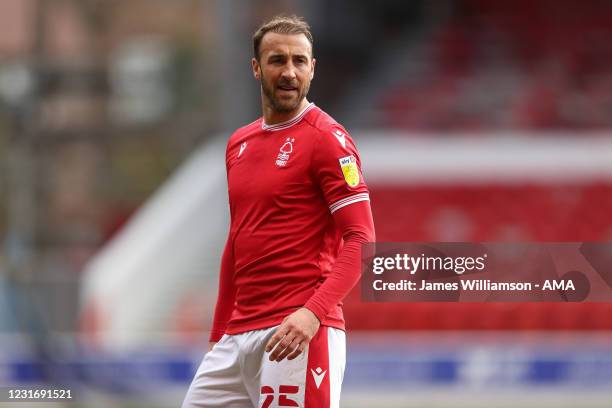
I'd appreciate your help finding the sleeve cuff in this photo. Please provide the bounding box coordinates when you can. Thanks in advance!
[329,193,370,214]
[303,300,326,323]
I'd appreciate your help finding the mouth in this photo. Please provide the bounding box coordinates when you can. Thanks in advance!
[277,84,298,93]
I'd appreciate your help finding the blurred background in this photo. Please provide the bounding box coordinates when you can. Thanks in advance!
[1,0,612,407]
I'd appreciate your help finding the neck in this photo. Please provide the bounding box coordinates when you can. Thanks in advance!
[262,98,310,126]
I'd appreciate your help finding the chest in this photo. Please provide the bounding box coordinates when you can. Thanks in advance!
[227,133,315,202]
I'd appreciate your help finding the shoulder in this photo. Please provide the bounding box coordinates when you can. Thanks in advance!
[228,117,262,146]
[303,105,348,135]
[304,106,356,154]
[225,118,262,167]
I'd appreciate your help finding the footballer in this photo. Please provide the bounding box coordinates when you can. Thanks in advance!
[182,15,375,408]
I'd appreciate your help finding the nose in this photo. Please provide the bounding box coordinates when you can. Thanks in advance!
[280,62,297,81]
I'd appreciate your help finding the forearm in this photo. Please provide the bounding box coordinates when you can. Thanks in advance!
[209,235,236,342]
[304,201,375,321]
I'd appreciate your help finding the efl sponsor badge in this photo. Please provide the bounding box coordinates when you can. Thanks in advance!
[339,155,360,187]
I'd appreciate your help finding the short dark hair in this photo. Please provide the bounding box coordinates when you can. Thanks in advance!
[253,15,313,61]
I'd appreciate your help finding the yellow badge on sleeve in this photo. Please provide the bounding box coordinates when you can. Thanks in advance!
[339,155,360,187]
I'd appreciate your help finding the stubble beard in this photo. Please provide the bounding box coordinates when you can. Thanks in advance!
[261,72,311,113]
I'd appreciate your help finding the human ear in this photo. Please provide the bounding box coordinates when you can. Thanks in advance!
[310,58,316,80]
[252,58,261,80]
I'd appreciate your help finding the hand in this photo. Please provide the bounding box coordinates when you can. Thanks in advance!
[208,342,216,352]
[265,308,320,362]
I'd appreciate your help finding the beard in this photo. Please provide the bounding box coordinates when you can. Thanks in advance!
[260,72,311,113]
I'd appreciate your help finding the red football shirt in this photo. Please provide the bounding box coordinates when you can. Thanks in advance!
[221,102,370,335]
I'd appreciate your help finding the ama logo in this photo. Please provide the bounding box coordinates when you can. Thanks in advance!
[542,280,575,290]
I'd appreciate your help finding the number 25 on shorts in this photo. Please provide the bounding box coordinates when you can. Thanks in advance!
[260,385,299,407]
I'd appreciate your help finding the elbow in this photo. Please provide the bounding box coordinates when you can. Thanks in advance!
[342,222,375,244]
[335,200,376,244]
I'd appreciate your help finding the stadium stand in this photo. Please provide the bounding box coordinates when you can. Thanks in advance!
[378,0,612,130]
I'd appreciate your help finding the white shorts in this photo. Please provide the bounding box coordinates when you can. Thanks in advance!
[182,325,346,408]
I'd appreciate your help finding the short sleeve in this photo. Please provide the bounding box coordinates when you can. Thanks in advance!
[312,125,370,214]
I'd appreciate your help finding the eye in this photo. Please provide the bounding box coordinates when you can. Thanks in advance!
[269,56,285,65]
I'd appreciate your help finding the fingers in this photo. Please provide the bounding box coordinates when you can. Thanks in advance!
[268,332,297,361]
[266,324,309,362]
[275,338,301,362]
[265,326,289,354]
[287,342,306,361]
[266,310,320,362]
[265,316,293,357]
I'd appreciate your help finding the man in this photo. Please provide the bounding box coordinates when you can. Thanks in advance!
[182,15,375,408]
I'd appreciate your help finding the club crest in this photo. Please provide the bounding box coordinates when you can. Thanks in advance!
[276,137,295,167]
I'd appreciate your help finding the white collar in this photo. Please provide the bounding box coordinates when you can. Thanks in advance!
[261,102,315,131]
